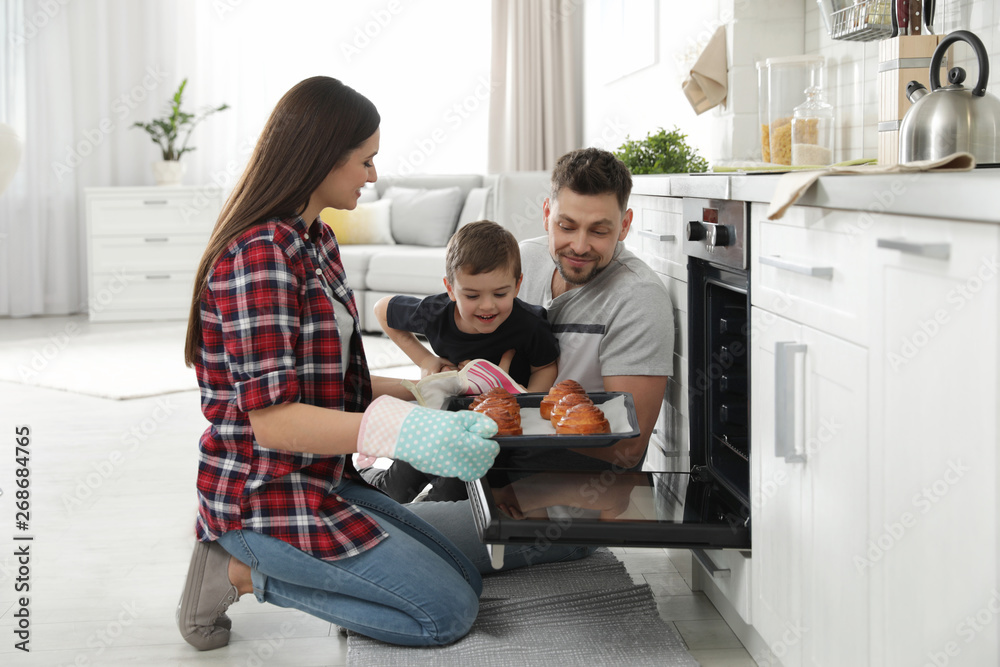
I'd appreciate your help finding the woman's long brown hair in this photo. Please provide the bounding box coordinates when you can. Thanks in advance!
[184,76,379,367]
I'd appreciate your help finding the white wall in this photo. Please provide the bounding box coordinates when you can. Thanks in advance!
[581,0,722,166]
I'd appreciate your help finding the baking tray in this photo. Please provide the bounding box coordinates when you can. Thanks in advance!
[446,391,639,448]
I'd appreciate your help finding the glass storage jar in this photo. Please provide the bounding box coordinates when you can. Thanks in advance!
[792,86,834,166]
[764,55,825,165]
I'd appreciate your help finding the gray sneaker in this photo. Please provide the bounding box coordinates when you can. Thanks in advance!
[176,540,240,650]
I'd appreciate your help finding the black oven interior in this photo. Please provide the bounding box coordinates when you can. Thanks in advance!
[687,259,751,509]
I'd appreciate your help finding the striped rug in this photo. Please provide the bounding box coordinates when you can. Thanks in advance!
[347,548,698,666]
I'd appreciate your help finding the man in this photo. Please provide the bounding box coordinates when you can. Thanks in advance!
[400,149,671,568]
[517,147,674,468]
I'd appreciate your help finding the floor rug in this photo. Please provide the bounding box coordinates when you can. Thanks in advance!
[0,324,419,400]
[347,548,698,666]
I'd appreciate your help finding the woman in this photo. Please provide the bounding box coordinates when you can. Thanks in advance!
[176,76,508,650]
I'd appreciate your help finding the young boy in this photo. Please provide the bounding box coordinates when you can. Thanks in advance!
[363,220,559,502]
[375,219,559,391]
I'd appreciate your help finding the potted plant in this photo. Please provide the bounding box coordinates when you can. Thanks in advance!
[613,126,709,174]
[131,79,229,186]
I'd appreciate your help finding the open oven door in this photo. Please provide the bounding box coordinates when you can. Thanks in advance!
[466,466,750,553]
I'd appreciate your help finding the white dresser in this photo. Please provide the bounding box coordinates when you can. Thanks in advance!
[84,186,223,322]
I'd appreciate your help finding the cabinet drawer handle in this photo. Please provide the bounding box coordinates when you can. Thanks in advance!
[775,341,807,463]
[143,200,169,206]
[760,255,833,278]
[637,230,676,242]
[876,237,950,260]
[144,237,169,243]
[145,274,172,280]
[692,548,731,579]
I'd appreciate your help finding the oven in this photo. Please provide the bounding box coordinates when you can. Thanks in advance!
[683,197,751,524]
[463,196,752,560]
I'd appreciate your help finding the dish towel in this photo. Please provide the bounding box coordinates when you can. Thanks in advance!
[682,25,728,115]
[766,152,976,220]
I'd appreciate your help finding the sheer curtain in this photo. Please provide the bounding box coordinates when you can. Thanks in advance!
[0,1,492,317]
[487,0,584,173]
[0,0,190,317]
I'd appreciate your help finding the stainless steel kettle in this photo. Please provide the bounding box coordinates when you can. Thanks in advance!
[899,30,1000,166]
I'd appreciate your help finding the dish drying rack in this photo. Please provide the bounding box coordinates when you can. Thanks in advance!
[818,0,893,42]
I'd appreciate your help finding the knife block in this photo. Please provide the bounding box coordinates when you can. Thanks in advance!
[878,35,948,166]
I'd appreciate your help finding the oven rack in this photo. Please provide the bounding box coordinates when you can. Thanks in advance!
[714,433,749,462]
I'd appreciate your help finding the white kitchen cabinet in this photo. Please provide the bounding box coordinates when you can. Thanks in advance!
[867,215,1000,666]
[751,202,872,346]
[85,186,222,322]
[630,195,686,283]
[750,202,1000,667]
[750,307,870,667]
[750,201,872,665]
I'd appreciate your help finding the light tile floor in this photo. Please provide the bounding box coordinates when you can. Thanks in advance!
[0,315,758,666]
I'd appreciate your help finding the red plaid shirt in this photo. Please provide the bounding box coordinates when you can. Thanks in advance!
[193,215,386,561]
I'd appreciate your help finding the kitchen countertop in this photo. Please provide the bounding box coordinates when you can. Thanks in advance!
[631,171,1000,225]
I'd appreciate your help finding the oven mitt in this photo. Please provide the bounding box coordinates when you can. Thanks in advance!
[357,396,499,481]
[400,372,466,410]
[462,359,525,395]
[400,359,525,410]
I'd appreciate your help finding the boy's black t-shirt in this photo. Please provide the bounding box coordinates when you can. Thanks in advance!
[386,293,559,386]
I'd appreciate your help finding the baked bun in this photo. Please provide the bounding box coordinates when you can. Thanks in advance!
[479,405,523,436]
[470,386,513,409]
[549,392,594,427]
[471,388,521,435]
[474,397,521,426]
[555,403,610,435]
[539,380,586,420]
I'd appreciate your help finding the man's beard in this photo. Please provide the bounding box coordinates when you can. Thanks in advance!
[555,253,603,285]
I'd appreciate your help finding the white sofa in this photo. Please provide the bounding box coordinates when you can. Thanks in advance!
[337,171,551,332]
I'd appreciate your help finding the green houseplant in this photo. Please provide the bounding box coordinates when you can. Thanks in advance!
[131,78,229,185]
[613,126,709,174]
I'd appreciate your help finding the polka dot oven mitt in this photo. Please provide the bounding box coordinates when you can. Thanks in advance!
[357,396,500,481]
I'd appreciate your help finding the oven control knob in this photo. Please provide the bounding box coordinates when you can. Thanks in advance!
[709,225,732,247]
[687,221,707,241]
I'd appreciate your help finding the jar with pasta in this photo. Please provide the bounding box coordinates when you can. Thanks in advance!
[765,55,825,166]
[792,86,834,166]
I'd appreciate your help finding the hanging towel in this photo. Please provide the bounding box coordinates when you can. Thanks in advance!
[682,25,728,115]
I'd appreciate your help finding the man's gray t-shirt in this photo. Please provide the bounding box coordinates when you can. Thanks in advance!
[519,236,674,392]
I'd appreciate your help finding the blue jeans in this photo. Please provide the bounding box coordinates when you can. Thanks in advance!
[218,480,591,646]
